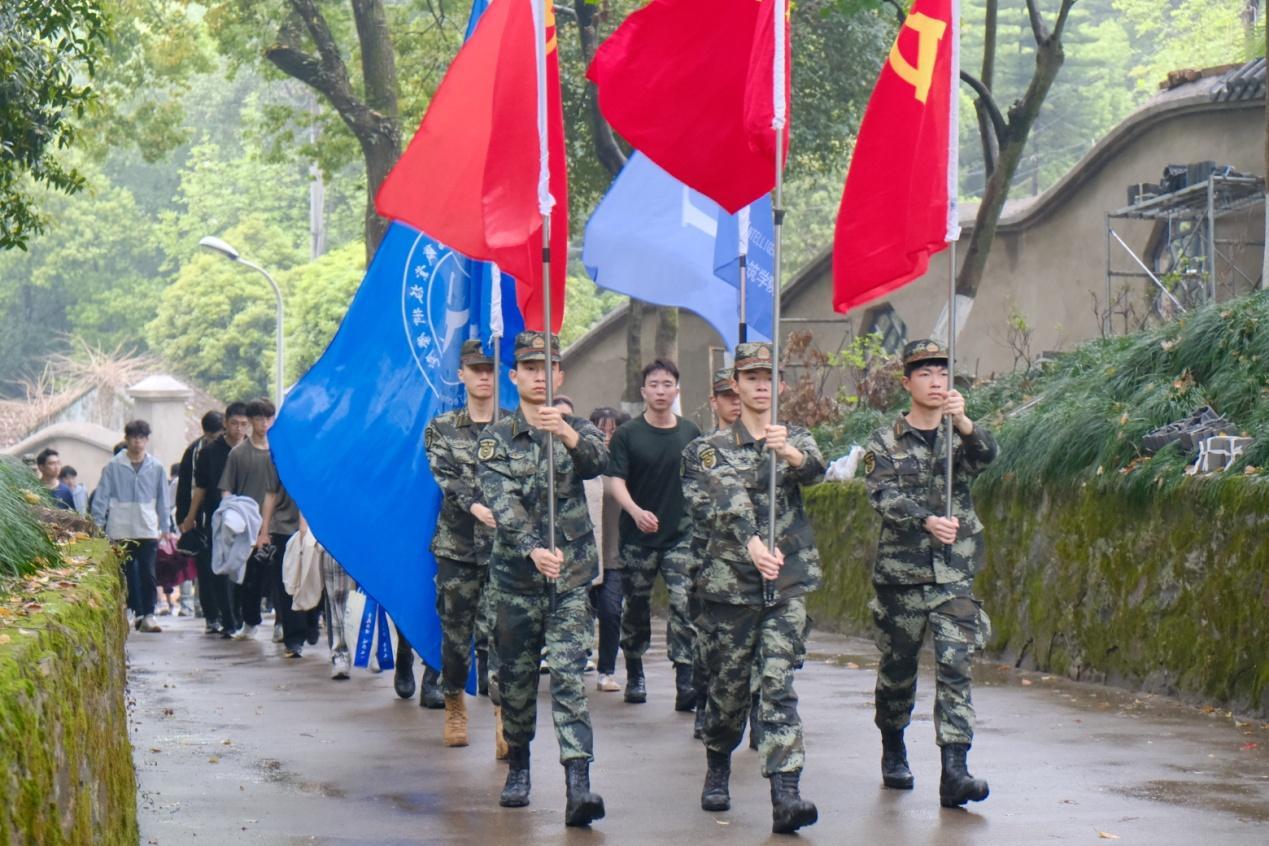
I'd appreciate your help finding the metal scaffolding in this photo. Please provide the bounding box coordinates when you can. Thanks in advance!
[1104,173,1265,334]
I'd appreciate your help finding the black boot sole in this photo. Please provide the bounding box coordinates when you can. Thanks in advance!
[564,795,605,826]
[701,794,730,812]
[674,692,696,712]
[883,773,915,790]
[772,804,818,834]
[499,794,530,808]
[624,689,646,704]
[393,675,416,700]
[940,782,989,808]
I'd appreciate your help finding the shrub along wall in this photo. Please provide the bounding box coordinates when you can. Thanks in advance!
[0,543,137,846]
[804,480,1269,716]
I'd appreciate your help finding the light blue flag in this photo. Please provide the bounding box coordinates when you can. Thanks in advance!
[583,152,773,351]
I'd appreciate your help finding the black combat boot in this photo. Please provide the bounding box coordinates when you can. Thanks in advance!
[477,649,490,697]
[674,663,696,712]
[624,657,647,704]
[700,750,731,811]
[769,770,818,834]
[563,759,605,827]
[419,664,445,709]
[881,729,915,789]
[500,746,531,807]
[939,743,989,808]
[693,699,706,740]
[393,636,415,700]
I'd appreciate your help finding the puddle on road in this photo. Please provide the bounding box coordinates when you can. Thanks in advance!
[1112,778,1269,822]
[254,757,347,799]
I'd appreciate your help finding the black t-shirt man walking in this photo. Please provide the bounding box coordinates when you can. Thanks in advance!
[607,359,701,709]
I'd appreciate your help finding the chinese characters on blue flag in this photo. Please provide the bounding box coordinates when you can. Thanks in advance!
[582,152,773,351]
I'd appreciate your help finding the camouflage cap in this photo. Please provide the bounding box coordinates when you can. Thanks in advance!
[513,330,562,362]
[733,342,775,372]
[712,367,737,394]
[459,338,494,367]
[902,338,949,368]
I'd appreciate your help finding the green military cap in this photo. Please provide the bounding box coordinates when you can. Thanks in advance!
[733,342,775,372]
[459,338,494,367]
[712,367,737,394]
[513,330,562,362]
[902,338,949,368]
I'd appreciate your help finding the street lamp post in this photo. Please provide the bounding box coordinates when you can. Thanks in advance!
[198,236,285,406]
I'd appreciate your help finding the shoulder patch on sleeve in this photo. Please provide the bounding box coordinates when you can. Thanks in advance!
[477,438,496,462]
[700,446,717,470]
[863,451,876,475]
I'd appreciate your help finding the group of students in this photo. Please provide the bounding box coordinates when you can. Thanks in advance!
[413,330,997,833]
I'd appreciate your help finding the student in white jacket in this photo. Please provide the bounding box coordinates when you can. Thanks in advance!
[91,420,171,633]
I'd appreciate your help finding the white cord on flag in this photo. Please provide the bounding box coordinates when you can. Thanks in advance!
[532,0,555,217]
[945,0,961,243]
[738,206,751,258]
[772,0,787,130]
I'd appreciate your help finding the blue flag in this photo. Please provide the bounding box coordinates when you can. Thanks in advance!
[582,152,773,351]
[273,223,505,688]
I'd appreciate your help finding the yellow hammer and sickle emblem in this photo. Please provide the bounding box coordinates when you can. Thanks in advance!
[545,3,557,54]
[888,12,948,104]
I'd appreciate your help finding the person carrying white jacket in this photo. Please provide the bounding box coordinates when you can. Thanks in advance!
[91,420,171,633]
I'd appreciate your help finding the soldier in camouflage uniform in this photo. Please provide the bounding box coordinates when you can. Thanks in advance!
[682,343,822,835]
[424,339,503,753]
[686,367,743,740]
[864,339,997,808]
[476,331,608,828]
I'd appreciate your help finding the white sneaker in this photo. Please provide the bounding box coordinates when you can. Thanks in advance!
[139,615,163,633]
[232,624,257,641]
[331,653,351,680]
[272,623,284,643]
[584,658,596,673]
[597,674,621,692]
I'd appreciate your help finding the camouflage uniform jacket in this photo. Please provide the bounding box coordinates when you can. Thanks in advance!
[424,408,493,564]
[682,420,825,606]
[864,416,998,585]
[476,407,609,595]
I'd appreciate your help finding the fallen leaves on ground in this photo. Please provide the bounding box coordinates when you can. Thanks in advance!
[1097,831,1120,840]
[1240,742,1259,751]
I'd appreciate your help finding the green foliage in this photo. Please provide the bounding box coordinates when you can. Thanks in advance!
[0,459,61,579]
[147,217,304,400]
[286,242,365,378]
[0,0,109,249]
[561,268,624,347]
[1113,0,1265,92]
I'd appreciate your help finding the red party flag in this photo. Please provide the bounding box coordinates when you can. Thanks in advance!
[588,0,790,214]
[832,0,960,314]
[376,0,567,332]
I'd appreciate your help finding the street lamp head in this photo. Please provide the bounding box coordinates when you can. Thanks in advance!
[198,236,241,262]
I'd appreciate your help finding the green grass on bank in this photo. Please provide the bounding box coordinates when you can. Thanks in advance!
[816,292,1268,503]
[0,458,61,580]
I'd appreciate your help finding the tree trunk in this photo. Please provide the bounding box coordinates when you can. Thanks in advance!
[957,2,1074,300]
[265,1,401,262]
[974,0,999,176]
[654,307,678,361]
[623,299,645,409]
[574,0,628,177]
[1263,7,1268,290]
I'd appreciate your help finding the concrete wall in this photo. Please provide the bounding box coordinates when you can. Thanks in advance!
[1,422,120,491]
[562,93,1265,421]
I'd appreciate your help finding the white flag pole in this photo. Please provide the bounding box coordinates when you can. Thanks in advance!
[491,264,504,423]
[765,0,788,607]
[533,0,558,607]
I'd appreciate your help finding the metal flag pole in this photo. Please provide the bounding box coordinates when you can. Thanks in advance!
[764,0,787,608]
[945,242,957,523]
[492,334,502,424]
[534,0,557,612]
[491,265,504,424]
[738,205,750,344]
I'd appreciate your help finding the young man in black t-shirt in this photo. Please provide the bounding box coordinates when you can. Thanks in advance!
[607,359,701,709]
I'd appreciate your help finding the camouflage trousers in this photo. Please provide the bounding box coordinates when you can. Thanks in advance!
[700,596,808,777]
[434,558,493,696]
[493,584,594,763]
[621,536,697,665]
[869,581,989,746]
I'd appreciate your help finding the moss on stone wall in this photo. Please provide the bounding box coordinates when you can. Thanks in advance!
[0,541,137,846]
[805,480,1269,716]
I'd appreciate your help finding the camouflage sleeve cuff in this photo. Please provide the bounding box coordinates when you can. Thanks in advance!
[961,426,998,461]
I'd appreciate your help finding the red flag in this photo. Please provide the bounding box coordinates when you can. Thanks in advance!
[376,0,567,332]
[833,0,960,314]
[588,0,790,214]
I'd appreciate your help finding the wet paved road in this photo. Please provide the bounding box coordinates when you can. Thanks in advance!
[129,615,1268,845]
